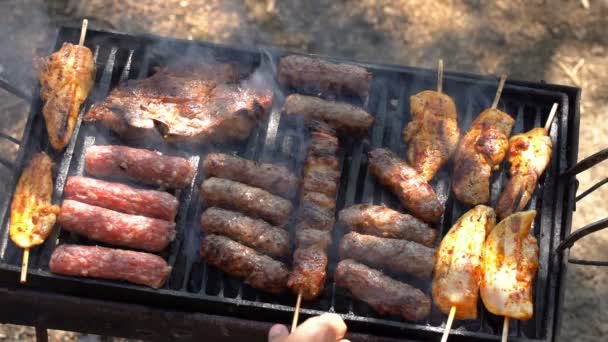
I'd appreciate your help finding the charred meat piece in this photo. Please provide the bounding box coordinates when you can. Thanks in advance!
[335,259,431,321]
[452,108,515,205]
[295,192,336,232]
[84,64,272,144]
[200,207,289,258]
[338,204,436,247]
[282,94,374,136]
[432,205,496,320]
[300,128,341,198]
[278,55,372,100]
[403,90,460,181]
[295,229,332,251]
[339,232,435,279]
[64,176,178,221]
[85,145,195,189]
[50,244,171,288]
[58,200,176,252]
[288,246,328,300]
[200,234,289,294]
[203,153,298,199]
[200,178,293,227]
[368,148,444,223]
[37,43,95,150]
[495,128,552,219]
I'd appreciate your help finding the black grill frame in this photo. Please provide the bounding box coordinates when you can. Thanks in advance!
[0,27,581,342]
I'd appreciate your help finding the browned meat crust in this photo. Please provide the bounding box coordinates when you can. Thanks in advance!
[335,259,431,321]
[295,229,332,251]
[287,246,328,300]
[368,148,444,223]
[200,234,289,294]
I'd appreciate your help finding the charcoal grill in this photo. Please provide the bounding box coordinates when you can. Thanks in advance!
[0,26,602,341]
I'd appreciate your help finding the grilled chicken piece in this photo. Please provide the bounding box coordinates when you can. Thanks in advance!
[403,90,460,181]
[432,205,496,320]
[37,43,95,150]
[480,210,538,320]
[495,128,552,219]
[10,153,60,249]
[452,108,515,205]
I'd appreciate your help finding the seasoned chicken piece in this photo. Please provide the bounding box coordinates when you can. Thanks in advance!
[480,211,538,320]
[452,108,515,205]
[495,128,552,219]
[432,205,496,320]
[37,43,95,150]
[403,90,460,181]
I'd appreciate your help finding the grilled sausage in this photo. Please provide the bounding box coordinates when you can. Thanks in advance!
[64,176,179,221]
[295,229,332,251]
[278,55,372,100]
[339,232,435,279]
[49,244,172,288]
[295,192,336,232]
[200,177,293,227]
[338,204,437,247]
[200,207,289,258]
[368,148,444,223]
[282,94,374,136]
[200,234,289,294]
[85,145,195,189]
[58,200,176,252]
[335,259,431,321]
[288,246,329,301]
[203,153,298,199]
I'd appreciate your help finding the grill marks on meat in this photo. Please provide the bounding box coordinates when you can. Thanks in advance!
[452,108,515,205]
[58,200,176,252]
[49,244,171,289]
[203,153,298,199]
[85,145,195,189]
[200,234,289,294]
[64,176,178,221]
[200,207,289,258]
[335,259,431,321]
[84,64,273,144]
[338,204,437,247]
[278,55,372,101]
[201,177,293,227]
[37,43,96,150]
[403,91,460,181]
[368,148,444,223]
[282,94,374,136]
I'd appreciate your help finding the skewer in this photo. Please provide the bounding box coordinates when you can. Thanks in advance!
[502,317,509,342]
[544,103,559,131]
[437,59,444,94]
[440,306,456,342]
[291,291,303,332]
[79,19,88,46]
[491,74,507,109]
[20,248,29,283]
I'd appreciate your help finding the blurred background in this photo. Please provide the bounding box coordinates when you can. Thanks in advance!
[0,0,606,341]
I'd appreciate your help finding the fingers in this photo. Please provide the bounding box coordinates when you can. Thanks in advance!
[287,313,347,342]
[268,324,289,342]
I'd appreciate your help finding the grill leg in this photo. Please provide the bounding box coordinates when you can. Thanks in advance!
[35,326,48,342]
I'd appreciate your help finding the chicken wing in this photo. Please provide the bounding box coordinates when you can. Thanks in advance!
[403,90,460,181]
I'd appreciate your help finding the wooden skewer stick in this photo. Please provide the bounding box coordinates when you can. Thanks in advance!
[440,306,456,342]
[437,59,444,94]
[544,103,559,131]
[291,291,303,332]
[491,74,507,109]
[502,317,510,342]
[79,19,88,46]
[20,248,29,284]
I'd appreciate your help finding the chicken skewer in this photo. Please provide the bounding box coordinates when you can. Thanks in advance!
[432,206,496,342]
[495,103,558,219]
[402,59,460,181]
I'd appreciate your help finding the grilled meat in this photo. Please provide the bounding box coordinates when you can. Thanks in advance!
[278,55,372,100]
[403,90,460,181]
[338,204,437,247]
[481,211,538,320]
[200,178,293,227]
[335,259,431,321]
[432,205,496,320]
[296,192,336,232]
[203,153,298,199]
[452,108,515,205]
[200,234,289,294]
[282,94,374,136]
[295,229,332,251]
[495,128,552,219]
[37,43,95,150]
[339,232,436,279]
[368,148,444,223]
[288,246,328,300]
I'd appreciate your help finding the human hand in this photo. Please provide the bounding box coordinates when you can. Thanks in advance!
[267,313,349,342]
